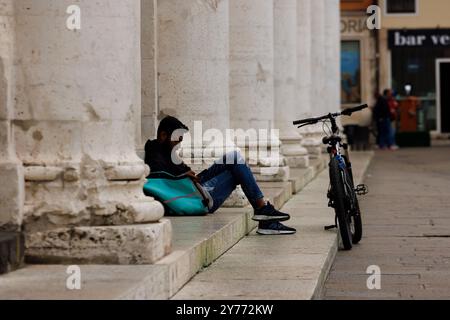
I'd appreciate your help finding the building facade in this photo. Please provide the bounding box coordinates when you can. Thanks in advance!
[0,0,341,265]
[379,0,450,133]
[340,0,377,129]
[340,0,450,133]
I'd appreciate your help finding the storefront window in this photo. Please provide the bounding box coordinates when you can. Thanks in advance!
[391,46,450,131]
[341,40,362,104]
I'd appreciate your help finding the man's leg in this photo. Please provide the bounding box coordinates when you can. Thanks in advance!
[390,121,398,149]
[201,170,237,213]
[383,119,392,148]
[378,119,388,149]
[201,167,296,234]
[199,151,264,209]
[199,151,291,222]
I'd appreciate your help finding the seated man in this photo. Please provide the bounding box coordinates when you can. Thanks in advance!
[145,116,296,235]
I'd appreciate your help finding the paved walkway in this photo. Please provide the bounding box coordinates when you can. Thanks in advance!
[324,146,450,300]
[173,152,373,300]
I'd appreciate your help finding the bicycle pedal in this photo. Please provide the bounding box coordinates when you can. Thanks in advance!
[324,225,337,231]
[355,184,369,196]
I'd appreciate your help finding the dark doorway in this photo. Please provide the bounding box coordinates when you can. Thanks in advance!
[439,61,450,133]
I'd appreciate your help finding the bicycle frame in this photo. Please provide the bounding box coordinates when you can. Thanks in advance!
[324,116,356,207]
[293,104,369,248]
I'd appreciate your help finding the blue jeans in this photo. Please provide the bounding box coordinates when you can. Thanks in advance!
[377,118,392,149]
[199,151,264,213]
[389,121,397,147]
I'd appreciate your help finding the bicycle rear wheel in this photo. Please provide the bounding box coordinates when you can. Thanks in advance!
[352,197,363,244]
[329,157,353,250]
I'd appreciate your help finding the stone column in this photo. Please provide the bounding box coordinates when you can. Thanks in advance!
[155,0,247,206]
[140,0,158,155]
[0,1,24,232]
[296,0,312,120]
[156,0,232,161]
[12,0,169,264]
[311,0,326,115]
[229,0,289,182]
[324,0,341,114]
[274,0,309,169]
[300,0,326,158]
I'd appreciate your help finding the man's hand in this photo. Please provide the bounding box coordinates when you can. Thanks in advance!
[185,170,200,183]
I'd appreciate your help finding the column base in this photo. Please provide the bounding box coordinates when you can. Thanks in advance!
[280,139,310,169]
[285,155,310,168]
[222,186,249,208]
[0,232,25,275]
[242,150,290,182]
[25,219,172,265]
[0,162,24,231]
[22,161,165,233]
[302,138,323,159]
[251,165,290,182]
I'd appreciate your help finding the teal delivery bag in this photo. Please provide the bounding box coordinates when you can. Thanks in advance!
[143,172,213,216]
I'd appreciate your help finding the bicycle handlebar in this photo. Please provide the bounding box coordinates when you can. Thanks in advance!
[292,104,368,126]
[341,104,369,116]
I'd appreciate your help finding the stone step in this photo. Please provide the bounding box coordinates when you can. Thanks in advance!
[310,156,328,174]
[259,181,293,210]
[0,232,25,275]
[259,157,328,208]
[155,208,257,298]
[289,155,329,194]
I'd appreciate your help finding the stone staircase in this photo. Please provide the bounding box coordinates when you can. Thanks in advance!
[172,152,374,300]
[0,158,327,299]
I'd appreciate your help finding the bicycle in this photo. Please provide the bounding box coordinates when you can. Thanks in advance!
[293,104,369,250]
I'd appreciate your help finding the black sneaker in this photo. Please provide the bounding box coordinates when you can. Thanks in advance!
[257,221,297,235]
[252,202,290,222]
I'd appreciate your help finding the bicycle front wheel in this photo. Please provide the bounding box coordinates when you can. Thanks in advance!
[329,157,353,250]
[352,196,363,244]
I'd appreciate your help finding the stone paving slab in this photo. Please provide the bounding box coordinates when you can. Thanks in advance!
[290,167,315,194]
[172,152,374,300]
[323,147,450,300]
